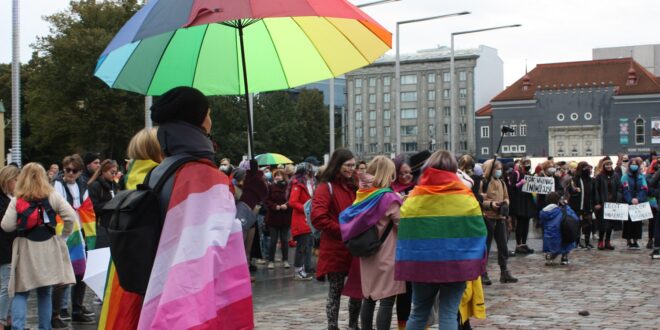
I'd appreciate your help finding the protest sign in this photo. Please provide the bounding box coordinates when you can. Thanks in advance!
[603,203,629,221]
[628,202,653,222]
[522,175,555,195]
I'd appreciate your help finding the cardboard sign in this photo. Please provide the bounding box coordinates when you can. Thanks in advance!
[603,203,629,221]
[522,175,555,195]
[629,202,653,222]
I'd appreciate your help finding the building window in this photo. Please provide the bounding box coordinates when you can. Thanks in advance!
[369,94,376,104]
[459,88,467,99]
[429,124,435,137]
[384,126,391,137]
[443,124,449,134]
[369,127,376,137]
[460,106,467,116]
[355,94,362,105]
[510,124,517,137]
[383,76,390,86]
[369,111,376,121]
[355,79,362,88]
[511,145,518,152]
[400,92,417,102]
[443,72,450,82]
[557,113,565,121]
[502,145,510,153]
[584,112,592,120]
[428,108,436,119]
[401,108,418,119]
[570,113,578,121]
[383,110,390,121]
[444,141,450,150]
[519,145,526,153]
[481,126,490,138]
[428,73,436,83]
[355,111,362,121]
[636,118,645,144]
[402,142,418,152]
[428,91,436,101]
[355,127,363,138]
[401,126,418,136]
[383,93,390,103]
[369,143,378,153]
[369,78,376,87]
[384,143,392,153]
[443,89,450,99]
[459,71,467,81]
[443,107,450,117]
[520,124,527,136]
[461,141,468,151]
[401,75,417,85]
[355,144,363,153]
[481,147,489,155]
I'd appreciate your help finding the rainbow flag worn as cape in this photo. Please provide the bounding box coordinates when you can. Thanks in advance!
[99,159,158,330]
[339,188,402,241]
[55,185,96,276]
[138,161,253,330]
[395,167,487,283]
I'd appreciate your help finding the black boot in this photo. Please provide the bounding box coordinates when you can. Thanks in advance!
[500,270,518,283]
[481,272,492,286]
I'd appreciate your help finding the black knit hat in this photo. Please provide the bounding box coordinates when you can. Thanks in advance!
[150,86,209,127]
[83,152,99,166]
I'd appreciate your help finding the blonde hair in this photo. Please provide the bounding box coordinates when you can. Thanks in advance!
[128,128,162,162]
[424,150,458,173]
[366,156,396,189]
[0,166,20,195]
[15,163,54,201]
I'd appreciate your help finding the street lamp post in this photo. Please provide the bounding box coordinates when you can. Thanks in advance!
[449,24,521,154]
[395,11,470,154]
[11,0,21,166]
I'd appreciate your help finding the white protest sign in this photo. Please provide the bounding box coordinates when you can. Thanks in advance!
[522,175,555,195]
[628,202,653,222]
[603,203,629,221]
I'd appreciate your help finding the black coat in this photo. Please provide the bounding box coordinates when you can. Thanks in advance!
[594,171,622,206]
[567,175,597,213]
[509,170,537,218]
[0,193,16,264]
[88,178,118,217]
[265,181,292,228]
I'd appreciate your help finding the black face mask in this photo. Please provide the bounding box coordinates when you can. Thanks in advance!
[524,165,531,172]
[276,180,287,187]
[582,169,591,176]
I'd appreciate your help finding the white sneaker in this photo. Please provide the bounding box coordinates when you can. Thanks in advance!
[283,261,291,269]
[254,258,267,265]
[267,262,275,269]
[294,270,312,281]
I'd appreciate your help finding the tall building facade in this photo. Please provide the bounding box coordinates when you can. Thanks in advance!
[344,45,503,159]
[593,44,660,76]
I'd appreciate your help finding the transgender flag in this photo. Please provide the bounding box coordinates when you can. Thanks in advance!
[138,161,253,330]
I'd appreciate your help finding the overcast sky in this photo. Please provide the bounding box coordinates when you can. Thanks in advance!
[1,0,658,86]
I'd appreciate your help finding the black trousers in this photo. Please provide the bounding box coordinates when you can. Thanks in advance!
[623,220,643,240]
[485,217,508,271]
[72,275,87,314]
[596,209,614,242]
[515,216,531,245]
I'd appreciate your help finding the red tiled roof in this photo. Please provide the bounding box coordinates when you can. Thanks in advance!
[475,104,492,116]
[492,58,660,102]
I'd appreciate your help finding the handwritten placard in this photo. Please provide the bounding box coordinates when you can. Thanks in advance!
[604,203,629,221]
[629,202,653,222]
[522,175,555,195]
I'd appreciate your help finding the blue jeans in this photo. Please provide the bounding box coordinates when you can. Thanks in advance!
[0,263,11,322]
[12,286,52,330]
[407,281,466,330]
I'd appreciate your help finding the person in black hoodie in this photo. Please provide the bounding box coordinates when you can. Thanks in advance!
[510,158,537,255]
[0,165,19,329]
[87,159,119,249]
[265,169,292,269]
[567,161,597,249]
[594,157,621,250]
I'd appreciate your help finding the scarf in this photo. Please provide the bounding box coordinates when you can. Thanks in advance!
[339,187,401,241]
[395,167,487,283]
[157,121,215,162]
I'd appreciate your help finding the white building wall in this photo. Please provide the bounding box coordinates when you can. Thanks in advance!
[593,44,660,76]
[474,45,504,111]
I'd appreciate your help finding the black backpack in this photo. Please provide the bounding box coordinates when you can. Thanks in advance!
[101,154,197,294]
[560,206,580,244]
[16,198,57,242]
[344,221,394,257]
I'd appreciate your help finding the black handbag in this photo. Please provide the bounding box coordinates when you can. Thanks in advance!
[344,221,394,257]
[560,206,580,244]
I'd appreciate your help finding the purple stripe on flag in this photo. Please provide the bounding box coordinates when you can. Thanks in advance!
[394,258,486,283]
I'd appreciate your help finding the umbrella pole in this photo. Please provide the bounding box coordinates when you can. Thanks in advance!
[238,23,255,159]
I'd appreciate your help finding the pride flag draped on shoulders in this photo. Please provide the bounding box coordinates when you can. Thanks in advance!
[137,160,253,330]
[395,167,487,283]
[339,187,402,241]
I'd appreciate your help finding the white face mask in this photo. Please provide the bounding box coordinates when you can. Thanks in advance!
[547,167,557,175]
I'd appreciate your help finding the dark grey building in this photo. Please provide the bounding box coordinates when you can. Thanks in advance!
[476,58,660,159]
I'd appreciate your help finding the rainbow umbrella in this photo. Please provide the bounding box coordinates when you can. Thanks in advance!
[94,0,392,157]
[255,153,294,166]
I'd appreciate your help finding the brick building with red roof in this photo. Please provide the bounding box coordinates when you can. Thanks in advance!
[475,58,660,158]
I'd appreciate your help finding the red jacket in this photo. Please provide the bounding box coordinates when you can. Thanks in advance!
[289,178,312,237]
[311,176,357,278]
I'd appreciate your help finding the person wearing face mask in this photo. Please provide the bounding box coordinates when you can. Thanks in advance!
[536,160,563,213]
[644,159,658,250]
[594,157,622,250]
[265,170,292,269]
[648,158,660,258]
[567,162,597,249]
[479,159,517,284]
[510,158,537,256]
[621,158,648,249]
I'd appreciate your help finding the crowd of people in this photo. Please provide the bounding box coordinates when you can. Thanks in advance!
[0,85,657,330]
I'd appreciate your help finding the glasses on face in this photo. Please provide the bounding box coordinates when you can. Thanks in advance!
[108,170,118,176]
[64,168,80,174]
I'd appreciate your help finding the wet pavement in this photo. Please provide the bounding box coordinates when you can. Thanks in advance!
[18,221,660,329]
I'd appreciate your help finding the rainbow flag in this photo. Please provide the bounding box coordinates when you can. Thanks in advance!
[55,192,96,276]
[137,161,253,330]
[395,167,487,283]
[339,187,401,241]
[99,159,158,330]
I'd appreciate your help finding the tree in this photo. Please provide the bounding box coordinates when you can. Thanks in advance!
[22,0,144,164]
